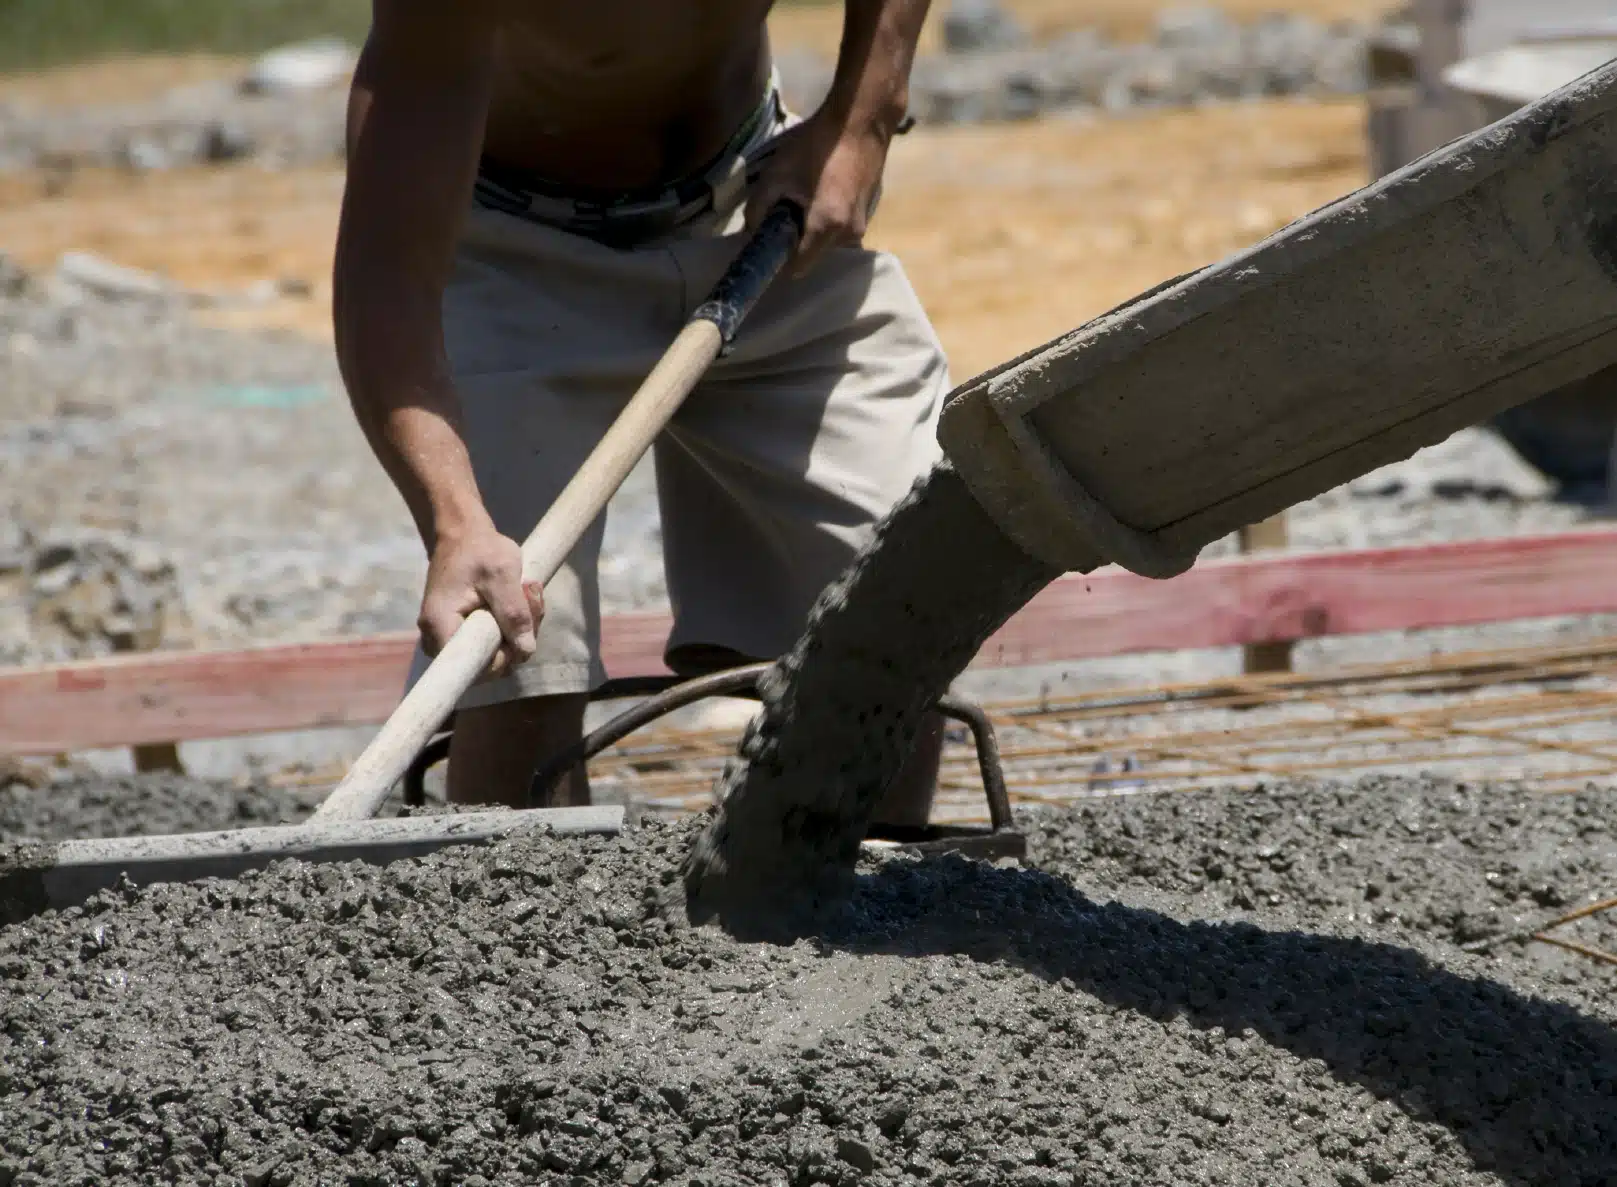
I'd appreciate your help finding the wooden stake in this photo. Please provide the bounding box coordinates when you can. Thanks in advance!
[1239,514,1294,674]
[118,622,185,775]
[1410,0,1474,152]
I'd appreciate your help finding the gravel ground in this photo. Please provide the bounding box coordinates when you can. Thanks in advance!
[0,268,418,664]
[0,270,668,667]
[0,773,1613,1186]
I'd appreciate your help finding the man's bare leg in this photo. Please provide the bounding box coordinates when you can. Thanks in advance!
[871,709,944,830]
[446,693,590,810]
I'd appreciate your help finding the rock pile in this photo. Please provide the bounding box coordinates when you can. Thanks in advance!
[0,8,1375,175]
[0,251,320,429]
[0,81,346,175]
[786,3,1371,125]
[899,5,1371,126]
[0,524,189,665]
[0,252,414,669]
[940,0,1030,53]
[0,39,352,176]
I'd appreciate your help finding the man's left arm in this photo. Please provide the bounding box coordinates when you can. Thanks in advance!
[748,0,931,274]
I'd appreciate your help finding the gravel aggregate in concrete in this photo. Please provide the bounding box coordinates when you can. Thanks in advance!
[1,774,1613,1186]
[0,771,315,843]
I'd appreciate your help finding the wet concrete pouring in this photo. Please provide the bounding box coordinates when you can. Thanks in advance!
[682,466,1057,930]
[2,764,1613,1186]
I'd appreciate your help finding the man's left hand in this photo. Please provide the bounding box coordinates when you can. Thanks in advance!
[745,109,891,278]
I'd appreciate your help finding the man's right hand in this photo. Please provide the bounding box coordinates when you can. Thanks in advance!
[419,524,544,678]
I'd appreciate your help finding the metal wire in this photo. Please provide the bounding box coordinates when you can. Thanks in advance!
[1463,894,1617,965]
[364,632,1617,969]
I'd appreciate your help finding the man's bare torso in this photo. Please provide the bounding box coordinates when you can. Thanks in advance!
[479,1,778,193]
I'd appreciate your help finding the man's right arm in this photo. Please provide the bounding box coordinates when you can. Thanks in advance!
[334,0,538,669]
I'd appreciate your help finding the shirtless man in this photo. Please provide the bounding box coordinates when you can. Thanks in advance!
[333,0,951,819]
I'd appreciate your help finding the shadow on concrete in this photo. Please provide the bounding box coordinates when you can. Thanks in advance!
[765,854,1617,1187]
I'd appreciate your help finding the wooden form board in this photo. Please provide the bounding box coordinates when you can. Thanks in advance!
[6,528,1617,755]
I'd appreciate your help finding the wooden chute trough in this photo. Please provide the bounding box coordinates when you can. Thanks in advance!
[939,57,1617,581]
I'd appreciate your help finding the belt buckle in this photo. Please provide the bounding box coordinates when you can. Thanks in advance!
[578,190,687,249]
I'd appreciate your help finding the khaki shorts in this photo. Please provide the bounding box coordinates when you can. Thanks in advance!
[407,134,950,709]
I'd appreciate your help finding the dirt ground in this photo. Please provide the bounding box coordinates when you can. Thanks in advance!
[0,2,1381,381]
[0,101,1369,382]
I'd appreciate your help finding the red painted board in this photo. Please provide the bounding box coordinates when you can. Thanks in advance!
[6,530,1617,753]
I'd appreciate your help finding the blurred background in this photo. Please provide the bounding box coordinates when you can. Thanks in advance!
[2,0,1616,784]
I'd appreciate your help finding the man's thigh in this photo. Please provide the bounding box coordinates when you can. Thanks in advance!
[403,207,686,708]
[656,238,950,671]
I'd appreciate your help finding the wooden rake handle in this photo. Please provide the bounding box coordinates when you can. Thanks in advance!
[313,200,805,822]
